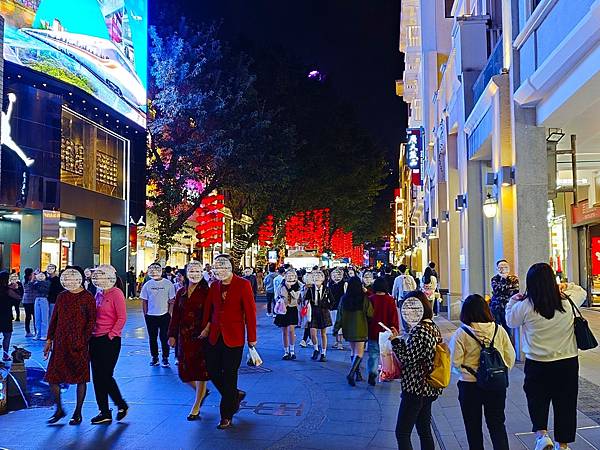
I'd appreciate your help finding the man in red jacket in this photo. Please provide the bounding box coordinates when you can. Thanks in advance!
[201,254,257,429]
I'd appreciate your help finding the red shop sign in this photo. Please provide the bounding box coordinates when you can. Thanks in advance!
[592,237,600,276]
[572,200,600,227]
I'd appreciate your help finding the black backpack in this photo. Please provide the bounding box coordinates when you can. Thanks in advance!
[460,323,509,391]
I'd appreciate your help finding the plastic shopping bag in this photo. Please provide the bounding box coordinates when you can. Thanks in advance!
[247,346,263,367]
[379,330,401,381]
[274,297,287,315]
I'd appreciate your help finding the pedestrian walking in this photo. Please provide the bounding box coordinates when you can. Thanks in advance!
[367,277,399,386]
[88,264,129,424]
[421,266,439,316]
[333,277,374,386]
[274,269,301,360]
[328,267,345,350]
[450,294,515,450]
[390,290,442,450]
[46,264,63,321]
[8,273,22,322]
[392,264,417,331]
[506,263,586,450]
[84,268,97,297]
[168,261,211,420]
[305,270,333,362]
[299,271,315,349]
[361,270,375,296]
[140,263,176,368]
[32,270,50,340]
[137,270,145,293]
[256,267,265,294]
[243,267,258,298]
[126,266,137,299]
[490,259,519,332]
[22,268,35,337]
[44,266,96,425]
[201,254,257,430]
[263,264,277,317]
[0,272,14,361]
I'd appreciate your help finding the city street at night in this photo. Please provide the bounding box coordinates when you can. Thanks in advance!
[3,0,600,449]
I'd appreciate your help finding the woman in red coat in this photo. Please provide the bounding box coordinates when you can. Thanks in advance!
[44,266,96,425]
[168,261,211,420]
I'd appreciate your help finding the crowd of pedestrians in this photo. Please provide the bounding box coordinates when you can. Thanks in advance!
[0,255,594,450]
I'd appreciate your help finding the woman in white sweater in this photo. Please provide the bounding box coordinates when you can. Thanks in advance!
[450,294,515,450]
[506,263,586,450]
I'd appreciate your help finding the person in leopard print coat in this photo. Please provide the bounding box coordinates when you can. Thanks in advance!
[390,291,442,450]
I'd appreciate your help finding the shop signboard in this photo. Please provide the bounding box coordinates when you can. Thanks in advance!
[1,0,148,127]
[572,200,600,227]
[406,128,422,170]
[592,237,600,276]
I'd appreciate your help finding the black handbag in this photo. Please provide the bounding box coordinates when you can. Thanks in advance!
[567,297,598,351]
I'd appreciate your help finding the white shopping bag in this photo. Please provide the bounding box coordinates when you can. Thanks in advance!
[247,346,263,367]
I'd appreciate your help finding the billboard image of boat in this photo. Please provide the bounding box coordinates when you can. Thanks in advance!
[1,0,147,127]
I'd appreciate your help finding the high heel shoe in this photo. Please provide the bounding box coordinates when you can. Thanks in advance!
[69,414,82,425]
[187,412,201,421]
[47,409,66,424]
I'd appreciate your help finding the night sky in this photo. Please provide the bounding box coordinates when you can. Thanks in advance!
[162,0,407,166]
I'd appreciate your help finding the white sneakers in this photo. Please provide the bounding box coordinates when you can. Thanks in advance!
[534,434,553,450]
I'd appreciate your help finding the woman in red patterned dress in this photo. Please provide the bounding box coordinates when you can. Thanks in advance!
[44,266,96,425]
[168,261,211,420]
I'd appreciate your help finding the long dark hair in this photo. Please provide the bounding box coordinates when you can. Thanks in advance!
[24,267,34,283]
[341,277,365,312]
[423,266,433,284]
[524,263,565,320]
[0,271,9,289]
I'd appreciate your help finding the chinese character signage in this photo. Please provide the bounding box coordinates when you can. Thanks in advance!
[406,128,422,170]
[592,237,600,276]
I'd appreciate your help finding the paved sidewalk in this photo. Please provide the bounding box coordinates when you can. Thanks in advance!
[1,300,413,450]
[432,311,600,450]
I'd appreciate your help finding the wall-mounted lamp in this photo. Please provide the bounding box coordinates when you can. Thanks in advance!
[431,218,439,228]
[455,194,467,211]
[499,166,515,187]
[440,211,450,223]
[546,128,565,143]
[482,193,498,218]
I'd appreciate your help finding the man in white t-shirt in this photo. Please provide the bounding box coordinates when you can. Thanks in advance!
[140,263,176,367]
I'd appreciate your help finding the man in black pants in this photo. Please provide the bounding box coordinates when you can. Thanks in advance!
[140,263,176,367]
[201,254,257,429]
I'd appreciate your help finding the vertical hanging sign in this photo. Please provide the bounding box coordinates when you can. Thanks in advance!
[592,237,600,276]
[406,128,423,186]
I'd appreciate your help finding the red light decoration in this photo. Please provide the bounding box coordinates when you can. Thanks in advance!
[195,194,225,248]
[331,228,353,258]
[258,215,275,247]
[351,245,364,266]
[285,209,331,252]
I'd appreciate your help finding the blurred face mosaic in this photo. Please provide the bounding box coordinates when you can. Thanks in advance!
[60,268,83,292]
[330,268,343,284]
[148,264,163,280]
[186,261,203,284]
[91,264,117,290]
[213,257,233,281]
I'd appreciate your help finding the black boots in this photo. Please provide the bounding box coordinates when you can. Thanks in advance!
[346,356,362,387]
[355,358,364,382]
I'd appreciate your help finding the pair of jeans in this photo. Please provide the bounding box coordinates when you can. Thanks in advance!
[48,303,55,322]
[524,357,578,443]
[367,339,380,377]
[458,381,509,449]
[205,335,244,420]
[34,297,49,338]
[144,313,171,359]
[396,391,436,450]
[90,335,126,414]
[24,303,35,334]
[491,304,510,333]
[266,292,274,314]
[2,331,12,357]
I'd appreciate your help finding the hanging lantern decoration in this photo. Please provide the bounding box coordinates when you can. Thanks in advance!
[258,215,275,247]
[195,194,225,248]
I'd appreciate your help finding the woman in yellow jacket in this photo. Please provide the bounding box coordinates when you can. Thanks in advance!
[449,294,515,450]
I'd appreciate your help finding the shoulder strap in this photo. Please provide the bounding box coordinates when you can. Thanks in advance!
[490,323,498,347]
[460,325,485,348]
[565,295,581,318]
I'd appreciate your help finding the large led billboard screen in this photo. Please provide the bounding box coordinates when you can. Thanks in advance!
[1,0,147,127]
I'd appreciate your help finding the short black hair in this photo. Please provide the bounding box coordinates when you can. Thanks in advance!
[496,259,508,267]
[460,294,494,325]
[429,262,436,269]
[278,267,285,274]
[268,263,276,272]
[373,277,388,293]
[398,264,407,274]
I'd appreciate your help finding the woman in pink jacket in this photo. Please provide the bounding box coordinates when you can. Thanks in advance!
[89,266,128,425]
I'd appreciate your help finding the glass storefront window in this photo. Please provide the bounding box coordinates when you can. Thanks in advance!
[61,108,127,199]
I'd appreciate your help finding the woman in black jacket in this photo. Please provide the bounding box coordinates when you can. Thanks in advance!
[0,271,14,361]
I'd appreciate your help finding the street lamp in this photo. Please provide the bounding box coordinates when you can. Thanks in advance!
[483,193,498,218]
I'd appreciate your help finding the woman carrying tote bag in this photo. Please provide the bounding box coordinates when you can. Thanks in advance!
[506,263,587,450]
